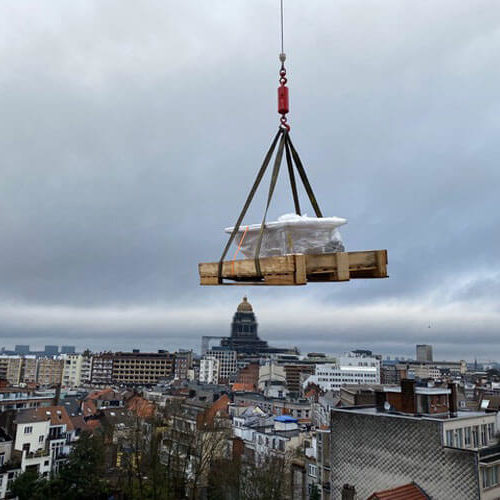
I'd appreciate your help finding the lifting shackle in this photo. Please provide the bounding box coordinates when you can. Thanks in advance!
[278,52,290,130]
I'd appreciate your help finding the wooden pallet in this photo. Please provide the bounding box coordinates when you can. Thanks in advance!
[199,250,388,286]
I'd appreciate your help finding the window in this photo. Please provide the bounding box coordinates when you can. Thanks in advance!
[473,427,479,448]
[456,428,463,448]
[465,427,472,447]
[308,464,318,478]
[24,426,33,434]
[39,435,44,443]
[482,466,498,488]
[0,453,4,466]
[488,423,495,441]
[481,425,488,446]
[446,430,454,447]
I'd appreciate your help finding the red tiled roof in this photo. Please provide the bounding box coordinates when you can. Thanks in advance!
[126,395,155,418]
[70,415,101,433]
[368,483,429,500]
[82,400,97,416]
[30,406,75,431]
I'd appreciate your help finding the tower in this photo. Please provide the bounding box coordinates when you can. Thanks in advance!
[221,297,269,354]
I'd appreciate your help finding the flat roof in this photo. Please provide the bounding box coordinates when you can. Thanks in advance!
[383,387,451,395]
[332,407,494,422]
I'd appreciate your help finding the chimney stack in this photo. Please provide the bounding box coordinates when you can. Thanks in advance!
[448,382,458,417]
[341,484,357,500]
[375,390,387,412]
[400,379,416,414]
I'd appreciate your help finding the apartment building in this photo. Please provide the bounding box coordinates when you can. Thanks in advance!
[14,406,76,477]
[61,354,92,387]
[0,388,54,413]
[37,358,64,387]
[199,357,220,385]
[174,350,193,381]
[330,379,500,499]
[90,353,114,386]
[112,351,174,386]
[204,347,237,383]
[304,352,381,392]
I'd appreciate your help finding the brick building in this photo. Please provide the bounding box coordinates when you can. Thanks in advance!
[330,380,500,499]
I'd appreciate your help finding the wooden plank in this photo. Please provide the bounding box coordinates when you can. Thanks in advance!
[336,252,350,281]
[199,255,296,278]
[199,249,388,285]
[294,254,307,285]
[374,249,388,278]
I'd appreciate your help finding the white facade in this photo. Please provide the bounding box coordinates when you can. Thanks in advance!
[304,353,381,392]
[199,357,220,384]
[0,469,21,499]
[14,420,50,455]
[258,361,288,398]
[61,354,91,387]
[206,349,237,381]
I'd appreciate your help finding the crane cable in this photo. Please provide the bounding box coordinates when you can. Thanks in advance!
[280,0,285,56]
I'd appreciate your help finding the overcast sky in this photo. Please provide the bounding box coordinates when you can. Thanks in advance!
[1,1,499,360]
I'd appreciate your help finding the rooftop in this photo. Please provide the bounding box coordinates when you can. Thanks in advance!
[332,406,493,422]
[367,482,429,500]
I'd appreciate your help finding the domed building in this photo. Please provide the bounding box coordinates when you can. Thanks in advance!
[220,297,269,354]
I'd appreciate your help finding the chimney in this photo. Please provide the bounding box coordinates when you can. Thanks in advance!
[341,484,357,500]
[400,379,416,414]
[375,390,387,412]
[53,383,61,406]
[448,382,458,417]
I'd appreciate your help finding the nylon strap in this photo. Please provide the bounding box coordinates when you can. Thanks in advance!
[253,131,286,277]
[284,134,301,215]
[217,129,283,283]
[286,134,323,218]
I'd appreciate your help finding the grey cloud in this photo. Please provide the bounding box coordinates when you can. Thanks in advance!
[0,1,499,359]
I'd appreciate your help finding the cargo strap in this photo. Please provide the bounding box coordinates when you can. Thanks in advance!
[217,129,323,284]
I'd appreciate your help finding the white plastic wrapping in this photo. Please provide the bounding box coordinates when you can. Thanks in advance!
[225,213,347,258]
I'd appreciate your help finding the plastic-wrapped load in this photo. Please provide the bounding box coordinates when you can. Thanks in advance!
[225,213,347,258]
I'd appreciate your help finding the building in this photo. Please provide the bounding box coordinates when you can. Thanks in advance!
[303,352,381,392]
[37,358,64,387]
[283,363,316,395]
[203,347,237,383]
[220,297,269,354]
[330,379,500,499]
[233,392,312,420]
[90,353,114,386]
[61,354,92,387]
[14,346,30,355]
[258,360,288,398]
[199,357,220,385]
[0,388,55,413]
[60,346,76,355]
[174,350,193,381]
[416,344,433,362]
[44,346,59,356]
[235,362,260,391]
[112,350,175,386]
[14,405,76,476]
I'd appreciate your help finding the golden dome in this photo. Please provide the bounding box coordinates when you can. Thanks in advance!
[237,296,253,312]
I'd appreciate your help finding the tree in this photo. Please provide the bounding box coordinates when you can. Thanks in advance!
[57,431,109,499]
[9,470,44,500]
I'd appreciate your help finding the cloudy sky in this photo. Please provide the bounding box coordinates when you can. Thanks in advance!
[1,1,499,360]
